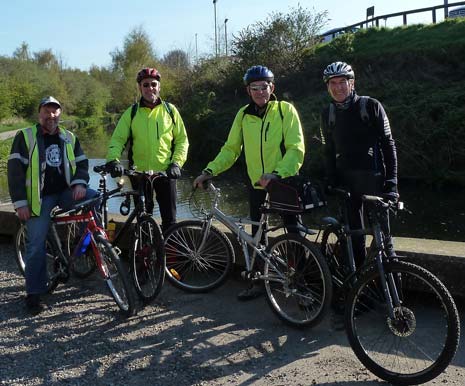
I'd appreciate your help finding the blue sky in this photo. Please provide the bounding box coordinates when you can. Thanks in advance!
[0,0,450,70]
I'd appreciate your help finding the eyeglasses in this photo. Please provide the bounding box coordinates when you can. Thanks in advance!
[249,84,270,91]
[142,81,158,88]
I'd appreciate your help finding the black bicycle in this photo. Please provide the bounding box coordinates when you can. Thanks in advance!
[318,188,460,385]
[90,164,166,303]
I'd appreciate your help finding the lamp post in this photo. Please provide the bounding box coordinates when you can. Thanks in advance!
[213,0,218,57]
[444,0,449,19]
[224,18,228,56]
[195,33,198,64]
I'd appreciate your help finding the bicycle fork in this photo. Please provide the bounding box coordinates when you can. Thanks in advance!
[373,225,401,319]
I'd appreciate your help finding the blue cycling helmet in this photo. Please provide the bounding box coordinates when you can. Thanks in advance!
[243,65,274,85]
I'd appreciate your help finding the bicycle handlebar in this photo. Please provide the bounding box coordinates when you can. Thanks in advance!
[93,164,167,179]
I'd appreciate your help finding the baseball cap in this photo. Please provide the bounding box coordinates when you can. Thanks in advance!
[38,96,61,111]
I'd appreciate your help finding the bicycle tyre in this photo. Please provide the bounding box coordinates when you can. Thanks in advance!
[264,233,333,328]
[66,222,97,278]
[345,260,460,385]
[94,233,136,316]
[14,224,27,276]
[45,233,66,293]
[15,224,62,291]
[321,227,348,287]
[164,220,234,293]
[131,216,165,302]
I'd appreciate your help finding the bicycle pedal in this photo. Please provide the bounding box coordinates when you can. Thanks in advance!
[241,270,257,280]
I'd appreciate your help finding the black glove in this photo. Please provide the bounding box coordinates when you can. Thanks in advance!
[382,180,399,203]
[106,160,124,178]
[167,163,181,179]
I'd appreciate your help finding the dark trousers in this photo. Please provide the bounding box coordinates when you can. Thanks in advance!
[347,195,394,268]
[248,187,299,274]
[248,187,298,236]
[130,176,177,232]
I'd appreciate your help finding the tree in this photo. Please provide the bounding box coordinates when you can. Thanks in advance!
[33,49,60,70]
[12,42,31,62]
[232,5,328,75]
[109,26,158,110]
[162,50,190,70]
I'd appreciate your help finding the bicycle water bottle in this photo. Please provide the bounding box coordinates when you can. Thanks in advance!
[79,231,92,255]
[106,220,116,242]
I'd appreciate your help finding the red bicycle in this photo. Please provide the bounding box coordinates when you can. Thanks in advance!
[15,187,136,316]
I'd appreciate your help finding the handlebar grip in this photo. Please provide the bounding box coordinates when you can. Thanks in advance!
[93,164,108,173]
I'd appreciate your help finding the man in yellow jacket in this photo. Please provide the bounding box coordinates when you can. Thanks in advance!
[8,96,98,315]
[106,67,189,232]
[194,65,305,300]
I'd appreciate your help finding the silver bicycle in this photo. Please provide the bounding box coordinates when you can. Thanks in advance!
[164,180,333,328]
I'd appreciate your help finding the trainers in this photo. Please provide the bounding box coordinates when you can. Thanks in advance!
[237,283,264,301]
[25,294,43,316]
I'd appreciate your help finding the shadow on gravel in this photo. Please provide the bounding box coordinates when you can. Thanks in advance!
[1,236,464,386]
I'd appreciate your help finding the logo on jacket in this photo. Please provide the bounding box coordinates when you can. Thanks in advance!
[46,144,62,167]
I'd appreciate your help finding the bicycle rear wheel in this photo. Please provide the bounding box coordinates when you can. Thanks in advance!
[321,227,351,312]
[264,233,333,328]
[131,217,165,302]
[164,220,234,292]
[66,222,96,278]
[345,260,460,385]
[15,224,62,291]
[94,233,136,316]
[14,224,27,276]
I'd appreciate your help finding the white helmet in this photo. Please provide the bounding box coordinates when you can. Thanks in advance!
[323,61,355,83]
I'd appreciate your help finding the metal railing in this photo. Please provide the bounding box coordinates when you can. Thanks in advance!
[322,1,465,40]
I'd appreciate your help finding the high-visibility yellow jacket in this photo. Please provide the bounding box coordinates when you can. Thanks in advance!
[7,125,89,216]
[206,100,305,187]
[106,100,189,171]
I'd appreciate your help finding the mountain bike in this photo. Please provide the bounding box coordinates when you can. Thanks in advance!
[318,188,460,385]
[88,165,166,303]
[16,189,136,316]
[164,180,333,328]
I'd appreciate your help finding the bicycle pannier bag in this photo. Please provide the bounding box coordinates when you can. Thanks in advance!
[267,176,326,213]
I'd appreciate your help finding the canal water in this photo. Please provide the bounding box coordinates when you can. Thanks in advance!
[1,124,463,241]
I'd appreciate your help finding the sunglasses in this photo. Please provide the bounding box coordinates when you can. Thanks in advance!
[249,84,270,91]
[142,81,158,88]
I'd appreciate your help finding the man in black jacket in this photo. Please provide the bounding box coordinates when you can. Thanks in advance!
[320,62,399,267]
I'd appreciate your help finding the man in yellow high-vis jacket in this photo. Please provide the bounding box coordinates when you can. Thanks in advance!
[106,67,189,232]
[194,65,305,300]
[8,96,98,315]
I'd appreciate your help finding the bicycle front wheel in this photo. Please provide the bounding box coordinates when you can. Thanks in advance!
[94,233,136,316]
[345,260,460,385]
[131,217,165,302]
[164,220,234,292]
[264,233,333,328]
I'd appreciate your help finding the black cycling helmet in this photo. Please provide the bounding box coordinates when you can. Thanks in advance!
[323,61,355,83]
[243,65,274,85]
[136,67,161,83]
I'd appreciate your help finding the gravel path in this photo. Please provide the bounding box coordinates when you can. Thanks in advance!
[1,236,464,386]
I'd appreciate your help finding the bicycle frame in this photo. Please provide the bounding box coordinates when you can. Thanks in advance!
[198,183,287,279]
[51,206,108,278]
[93,166,166,248]
[320,189,403,319]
